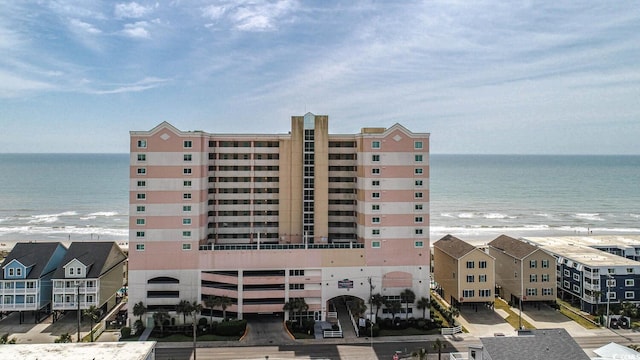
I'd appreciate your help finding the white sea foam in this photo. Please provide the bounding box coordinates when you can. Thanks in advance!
[0,225,128,239]
[631,214,640,219]
[458,212,475,219]
[483,213,516,219]
[574,213,604,221]
[80,216,97,220]
[88,211,119,217]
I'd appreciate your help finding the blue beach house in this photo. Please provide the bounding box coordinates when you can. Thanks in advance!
[0,242,67,323]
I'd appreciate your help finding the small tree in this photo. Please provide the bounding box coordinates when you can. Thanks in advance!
[412,347,428,360]
[385,299,402,321]
[371,293,384,319]
[82,305,101,342]
[400,289,416,319]
[432,338,447,360]
[416,297,429,319]
[204,296,216,325]
[153,310,170,336]
[133,301,146,323]
[449,307,460,325]
[177,300,191,324]
[350,298,367,318]
[214,296,233,321]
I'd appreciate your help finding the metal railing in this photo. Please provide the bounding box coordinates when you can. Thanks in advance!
[199,243,364,251]
[441,325,462,335]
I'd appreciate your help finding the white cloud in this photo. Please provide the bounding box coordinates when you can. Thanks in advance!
[0,70,55,98]
[201,4,226,20]
[69,18,102,34]
[200,0,298,32]
[91,77,169,94]
[121,21,150,38]
[115,2,154,19]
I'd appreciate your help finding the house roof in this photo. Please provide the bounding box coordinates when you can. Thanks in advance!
[488,234,539,259]
[0,242,65,280]
[52,242,126,279]
[480,328,590,360]
[433,234,476,259]
[593,342,640,359]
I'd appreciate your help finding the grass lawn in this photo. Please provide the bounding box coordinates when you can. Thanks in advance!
[378,327,441,336]
[555,299,600,329]
[494,298,535,330]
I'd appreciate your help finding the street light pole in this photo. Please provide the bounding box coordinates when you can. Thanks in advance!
[368,277,374,347]
[76,283,81,342]
[606,275,612,328]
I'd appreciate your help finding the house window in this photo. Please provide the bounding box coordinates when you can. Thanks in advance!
[415,180,423,186]
[372,168,380,175]
[26,281,35,289]
[86,295,94,303]
[415,154,423,162]
[183,205,191,212]
[530,260,537,268]
[137,206,145,212]
[573,284,580,293]
[543,288,553,296]
[183,218,192,225]
[415,204,423,211]
[26,295,35,304]
[479,275,487,282]
[607,279,616,287]
[573,273,580,281]
[182,231,191,237]
[372,204,380,211]
[372,180,380,186]
[76,267,82,275]
[184,193,192,199]
[184,180,192,187]
[184,154,192,161]
[183,168,192,175]
[527,288,538,296]
[563,269,570,277]
[372,217,380,224]
[542,274,550,282]
[608,292,616,299]
[626,291,634,299]
[372,229,380,236]
[137,180,146,187]
[626,279,634,287]
[136,244,145,251]
[479,261,487,269]
[8,268,14,276]
[372,192,380,199]
[530,274,537,282]
[542,259,550,268]
[184,140,192,148]
[136,218,145,225]
[372,154,380,162]
[414,192,423,199]
[137,140,147,148]
[372,241,381,248]
[462,289,474,297]
[415,241,424,248]
[136,231,145,238]
[466,261,475,269]
[608,268,615,274]
[466,275,475,283]
[479,289,491,297]
[415,229,423,235]
[414,141,423,149]
[563,280,570,289]
[414,168,423,175]
[627,268,634,274]
[372,141,380,149]
[137,168,146,175]
[137,193,146,200]
[69,268,74,275]
[137,154,146,161]
[182,243,192,251]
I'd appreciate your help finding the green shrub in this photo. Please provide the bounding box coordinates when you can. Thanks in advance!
[198,317,208,326]
[215,319,247,336]
[121,327,132,338]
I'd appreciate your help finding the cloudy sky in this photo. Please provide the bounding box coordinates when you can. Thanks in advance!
[1,1,638,154]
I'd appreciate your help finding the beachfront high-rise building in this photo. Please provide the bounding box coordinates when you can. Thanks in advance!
[128,113,430,325]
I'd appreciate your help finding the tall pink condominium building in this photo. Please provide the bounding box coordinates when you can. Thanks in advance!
[129,113,430,324]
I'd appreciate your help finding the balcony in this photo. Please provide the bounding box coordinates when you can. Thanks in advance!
[52,301,98,311]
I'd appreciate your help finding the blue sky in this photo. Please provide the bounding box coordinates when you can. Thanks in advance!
[1,1,639,154]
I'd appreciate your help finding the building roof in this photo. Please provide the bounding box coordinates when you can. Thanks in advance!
[433,234,476,259]
[593,342,640,359]
[480,328,590,360]
[52,241,126,279]
[523,236,640,267]
[0,242,65,280]
[488,234,539,259]
[0,341,156,360]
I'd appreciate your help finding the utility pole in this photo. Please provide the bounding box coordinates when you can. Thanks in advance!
[76,283,81,342]
[368,277,374,347]
[606,274,612,328]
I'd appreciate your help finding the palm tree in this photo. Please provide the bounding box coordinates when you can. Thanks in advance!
[189,301,203,324]
[621,301,638,318]
[204,296,216,325]
[214,295,233,321]
[153,310,170,336]
[133,301,146,324]
[296,298,309,326]
[82,305,101,342]
[412,347,428,360]
[449,307,460,325]
[400,289,416,319]
[370,293,384,319]
[385,299,402,320]
[416,297,429,319]
[432,338,447,360]
[177,300,191,324]
[350,298,367,318]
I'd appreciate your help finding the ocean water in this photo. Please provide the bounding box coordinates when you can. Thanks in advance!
[0,154,638,244]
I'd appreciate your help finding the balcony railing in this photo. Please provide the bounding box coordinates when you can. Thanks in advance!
[200,243,364,251]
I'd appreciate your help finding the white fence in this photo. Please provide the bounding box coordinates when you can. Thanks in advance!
[441,325,462,335]
[323,330,343,338]
[345,300,359,337]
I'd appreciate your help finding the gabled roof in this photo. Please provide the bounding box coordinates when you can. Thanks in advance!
[52,242,126,279]
[0,242,65,280]
[433,234,477,259]
[489,234,539,260]
[480,328,590,360]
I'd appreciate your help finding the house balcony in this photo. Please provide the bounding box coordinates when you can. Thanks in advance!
[583,283,601,291]
[0,303,39,311]
[52,301,98,311]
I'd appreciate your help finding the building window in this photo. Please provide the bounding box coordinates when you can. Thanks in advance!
[415,241,424,248]
[414,192,423,199]
[372,180,380,186]
[479,261,487,269]
[184,180,192,187]
[183,205,191,212]
[137,205,145,212]
[136,218,145,225]
[372,217,380,224]
[136,231,145,238]
[543,288,553,296]
[542,274,550,282]
[137,168,146,175]
[527,288,538,296]
[563,269,570,277]
[372,229,380,236]
[372,154,380,162]
[414,168,423,175]
[183,168,192,175]
[372,241,381,248]
[184,140,192,148]
[414,141,423,149]
[415,204,423,211]
[627,268,634,274]
[415,180,423,186]
[184,193,192,200]
[530,274,538,282]
[626,291,634,299]
[372,141,380,149]
[626,279,635,287]
[372,192,380,199]
[26,281,35,289]
[608,292,616,299]
[8,268,14,276]
[289,283,305,290]
[136,244,145,251]
[479,289,491,297]
[479,275,487,282]
[563,280,570,289]
[414,216,423,223]
[607,279,616,287]
[466,275,475,283]
[26,295,35,304]
[530,260,537,268]
[182,231,191,238]
[184,154,192,161]
[372,204,380,211]
[573,284,580,293]
[137,154,146,161]
[290,270,305,276]
[608,268,615,274]
[414,154,423,162]
[415,229,423,235]
[542,259,550,268]
[573,273,579,281]
[183,218,192,225]
[372,168,380,175]
[137,140,147,148]
[137,193,146,200]
[462,289,474,297]
[182,243,192,251]
[69,268,74,275]
[466,261,475,269]
[137,180,146,187]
